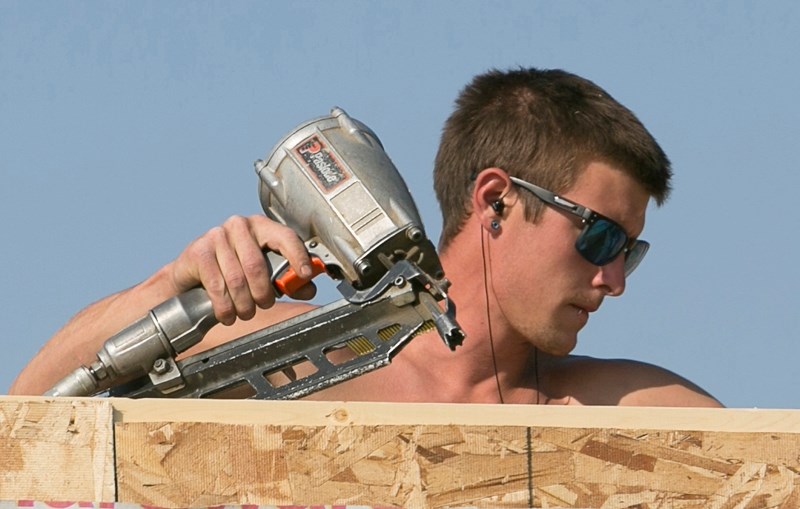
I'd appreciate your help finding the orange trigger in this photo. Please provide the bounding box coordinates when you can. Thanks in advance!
[274,257,327,296]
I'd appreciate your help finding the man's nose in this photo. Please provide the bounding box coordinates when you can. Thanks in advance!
[594,255,626,296]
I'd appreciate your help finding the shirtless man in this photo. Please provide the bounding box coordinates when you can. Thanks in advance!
[10,67,722,407]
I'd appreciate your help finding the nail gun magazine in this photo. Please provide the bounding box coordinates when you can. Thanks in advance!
[45,107,465,400]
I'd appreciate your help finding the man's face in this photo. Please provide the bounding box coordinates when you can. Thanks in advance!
[488,161,650,356]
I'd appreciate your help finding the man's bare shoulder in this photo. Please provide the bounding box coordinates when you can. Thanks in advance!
[541,354,723,408]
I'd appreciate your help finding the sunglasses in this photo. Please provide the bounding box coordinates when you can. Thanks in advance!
[509,176,649,277]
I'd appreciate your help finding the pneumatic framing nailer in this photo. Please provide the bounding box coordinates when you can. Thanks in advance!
[45,107,464,399]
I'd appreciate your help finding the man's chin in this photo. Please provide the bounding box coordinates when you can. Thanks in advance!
[539,335,578,357]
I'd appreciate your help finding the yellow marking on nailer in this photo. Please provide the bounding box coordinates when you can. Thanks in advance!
[377,324,402,342]
[412,320,435,338]
[346,336,375,356]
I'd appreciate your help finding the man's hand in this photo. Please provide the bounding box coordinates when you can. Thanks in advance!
[167,214,317,326]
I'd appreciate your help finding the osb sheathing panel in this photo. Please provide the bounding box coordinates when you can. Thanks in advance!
[115,423,530,508]
[115,421,800,508]
[0,398,115,501]
[532,427,800,508]
[3,397,800,508]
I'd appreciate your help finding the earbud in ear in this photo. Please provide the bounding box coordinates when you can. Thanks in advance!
[491,200,505,214]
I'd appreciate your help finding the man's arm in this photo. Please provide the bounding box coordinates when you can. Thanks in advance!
[9,215,314,396]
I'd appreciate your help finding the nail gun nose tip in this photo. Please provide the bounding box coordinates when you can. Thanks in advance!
[443,329,466,351]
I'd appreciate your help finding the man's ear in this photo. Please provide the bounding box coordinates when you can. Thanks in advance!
[471,168,515,231]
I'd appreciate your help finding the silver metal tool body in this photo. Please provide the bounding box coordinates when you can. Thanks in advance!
[257,106,444,288]
[45,288,217,397]
[45,108,463,399]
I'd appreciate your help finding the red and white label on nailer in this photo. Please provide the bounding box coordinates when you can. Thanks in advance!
[3,502,401,509]
[295,135,351,193]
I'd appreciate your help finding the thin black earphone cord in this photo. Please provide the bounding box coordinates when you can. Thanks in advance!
[480,224,505,404]
[480,222,541,405]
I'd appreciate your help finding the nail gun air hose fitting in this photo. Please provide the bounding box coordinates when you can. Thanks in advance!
[44,288,217,397]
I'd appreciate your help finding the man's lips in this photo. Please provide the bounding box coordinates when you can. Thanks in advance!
[573,302,600,314]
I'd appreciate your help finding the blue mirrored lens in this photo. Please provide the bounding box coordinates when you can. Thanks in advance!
[575,218,627,265]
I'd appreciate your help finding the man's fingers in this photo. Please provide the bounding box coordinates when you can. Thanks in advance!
[251,216,313,280]
[225,216,275,311]
[213,215,314,320]
[215,230,260,323]
[187,227,237,325]
[170,215,316,326]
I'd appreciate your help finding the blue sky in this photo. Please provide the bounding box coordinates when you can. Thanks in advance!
[1,1,797,408]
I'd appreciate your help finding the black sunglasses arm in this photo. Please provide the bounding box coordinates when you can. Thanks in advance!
[508,176,594,223]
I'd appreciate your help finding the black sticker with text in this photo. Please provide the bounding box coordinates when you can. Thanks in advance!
[296,135,349,191]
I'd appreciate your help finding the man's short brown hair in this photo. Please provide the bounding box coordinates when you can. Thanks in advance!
[433,67,672,248]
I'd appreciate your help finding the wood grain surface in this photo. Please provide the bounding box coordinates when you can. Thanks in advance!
[0,398,115,502]
[115,420,800,508]
[3,397,800,508]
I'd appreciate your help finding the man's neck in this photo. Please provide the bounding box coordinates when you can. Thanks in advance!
[390,229,544,403]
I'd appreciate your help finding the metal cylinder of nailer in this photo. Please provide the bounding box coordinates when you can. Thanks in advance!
[44,288,217,397]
